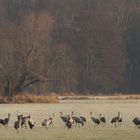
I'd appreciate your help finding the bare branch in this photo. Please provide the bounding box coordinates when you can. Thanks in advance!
[23,79,41,88]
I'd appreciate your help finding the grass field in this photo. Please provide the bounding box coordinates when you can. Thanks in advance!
[0,99,140,140]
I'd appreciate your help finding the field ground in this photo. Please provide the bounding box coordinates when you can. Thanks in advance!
[0,98,140,140]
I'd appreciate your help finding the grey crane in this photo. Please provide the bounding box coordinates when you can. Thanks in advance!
[42,113,55,128]
[60,112,70,123]
[71,112,84,127]
[80,116,86,123]
[132,117,140,127]
[60,112,73,129]
[99,114,106,125]
[28,115,35,129]
[65,115,73,129]
[90,112,100,126]
[21,115,30,128]
[0,113,11,126]
[14,114,23,134]
[111,112,122,127]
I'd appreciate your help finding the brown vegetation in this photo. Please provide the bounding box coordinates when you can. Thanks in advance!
[0,94,59,104]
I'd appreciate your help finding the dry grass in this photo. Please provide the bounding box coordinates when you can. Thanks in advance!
[0,96,8,103]
[95,95,140,100]
[0,100,140,140]
[60,96,90,100]
[60,95,140,100]
[1,94,140,104]
[0,94,59,103]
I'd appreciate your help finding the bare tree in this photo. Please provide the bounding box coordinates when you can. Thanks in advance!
[0,11,54,97]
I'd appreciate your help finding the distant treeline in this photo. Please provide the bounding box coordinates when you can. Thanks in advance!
[0,0,140,96]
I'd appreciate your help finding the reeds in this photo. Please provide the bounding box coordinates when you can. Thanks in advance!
[0,94,59,103]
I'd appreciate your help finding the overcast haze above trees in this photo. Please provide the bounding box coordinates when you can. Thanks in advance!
[0,0,140,96]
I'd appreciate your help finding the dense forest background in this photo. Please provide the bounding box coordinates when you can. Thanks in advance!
[0,0,140,96]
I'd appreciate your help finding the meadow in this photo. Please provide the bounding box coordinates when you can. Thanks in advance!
[0,99,140,140]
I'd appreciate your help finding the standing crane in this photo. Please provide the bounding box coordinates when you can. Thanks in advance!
[42,113,55,128]
[21,115,30,128]
[90,112,100,126]
[0,113,11,126]
[132,117,140,127]
[60,112,70,124]
[71,112,84,127]
[60,112,73,129]
[28,115,35,129]
[111,112,122,127]
[14,114,23,134]
[99,114,106,126]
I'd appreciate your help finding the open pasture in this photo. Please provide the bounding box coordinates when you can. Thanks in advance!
[0,99,140,140]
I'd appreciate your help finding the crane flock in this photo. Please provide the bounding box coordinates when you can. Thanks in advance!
[0,111,139,133]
